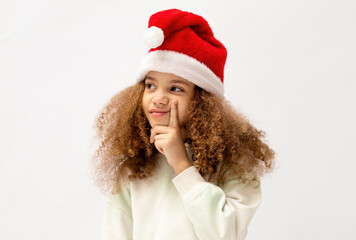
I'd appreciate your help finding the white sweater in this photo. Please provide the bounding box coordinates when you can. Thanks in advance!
[100,143,262,240]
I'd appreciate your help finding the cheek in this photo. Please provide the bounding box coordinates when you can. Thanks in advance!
[141,96,149,115]
[178,104,189,126]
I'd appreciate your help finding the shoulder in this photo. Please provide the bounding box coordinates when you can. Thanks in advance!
[220,176,262,206]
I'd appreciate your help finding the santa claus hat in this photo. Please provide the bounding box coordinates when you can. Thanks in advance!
[136,9,227,97]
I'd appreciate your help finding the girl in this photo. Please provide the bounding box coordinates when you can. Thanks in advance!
[91,8,275,240]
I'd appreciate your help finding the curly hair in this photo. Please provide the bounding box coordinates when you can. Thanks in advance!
[90,81,275,194]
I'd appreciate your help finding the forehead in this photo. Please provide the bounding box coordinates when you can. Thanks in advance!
[145,71,195,87]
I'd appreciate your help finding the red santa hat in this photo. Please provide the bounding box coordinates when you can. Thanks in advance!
[136,9,227,97]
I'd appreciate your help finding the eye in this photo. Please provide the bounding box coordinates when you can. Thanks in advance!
[171,86,184,92]
[145,83,155,90]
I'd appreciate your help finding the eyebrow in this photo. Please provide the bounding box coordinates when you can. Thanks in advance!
[145,76,190,87]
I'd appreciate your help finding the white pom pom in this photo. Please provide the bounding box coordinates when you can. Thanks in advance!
[143,26,164,48]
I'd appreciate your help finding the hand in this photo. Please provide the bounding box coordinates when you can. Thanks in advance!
[150,100,193,175]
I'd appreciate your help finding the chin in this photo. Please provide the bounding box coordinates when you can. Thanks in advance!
[149,119,169,127]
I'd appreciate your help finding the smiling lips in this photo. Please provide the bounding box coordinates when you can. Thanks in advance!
[150,109,170,118]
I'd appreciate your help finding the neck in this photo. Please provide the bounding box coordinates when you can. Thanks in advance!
[180,128,188,143]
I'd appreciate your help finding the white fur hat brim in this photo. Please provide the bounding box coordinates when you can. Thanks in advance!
[136,50,224,97]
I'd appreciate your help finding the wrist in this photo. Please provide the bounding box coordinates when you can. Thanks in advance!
[173,160,193,176]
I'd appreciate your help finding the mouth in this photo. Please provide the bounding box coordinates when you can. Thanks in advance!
[150,111,169,118]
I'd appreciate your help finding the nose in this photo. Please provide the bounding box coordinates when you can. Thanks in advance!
[152,94,169,106]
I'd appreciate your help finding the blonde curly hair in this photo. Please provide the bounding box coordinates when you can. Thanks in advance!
[90,80,275,194]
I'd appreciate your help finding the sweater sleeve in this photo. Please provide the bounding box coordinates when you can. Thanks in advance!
[172,166,261,240]
[100,185,133,240]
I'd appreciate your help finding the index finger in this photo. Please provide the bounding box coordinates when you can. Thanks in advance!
[169,100,179,128]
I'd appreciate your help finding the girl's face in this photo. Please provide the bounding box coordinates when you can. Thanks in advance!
[142,71,196,130]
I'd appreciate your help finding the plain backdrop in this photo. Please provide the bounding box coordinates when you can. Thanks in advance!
[1,0,355,239]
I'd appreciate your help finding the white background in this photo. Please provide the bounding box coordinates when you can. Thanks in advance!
[1,0,355,239]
